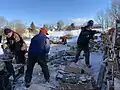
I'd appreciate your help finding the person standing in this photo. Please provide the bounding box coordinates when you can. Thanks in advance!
[74,20,100,68]
[4,28,27,76]
[25,28,50,88]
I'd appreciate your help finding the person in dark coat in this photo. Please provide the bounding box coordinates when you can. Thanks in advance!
[25,28,50,88]
[4,28,27,76]
[74,20,100,68]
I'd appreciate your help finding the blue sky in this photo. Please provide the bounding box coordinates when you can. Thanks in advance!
[0,0,111,26]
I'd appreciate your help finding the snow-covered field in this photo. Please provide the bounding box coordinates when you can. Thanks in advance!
[0,29,119,90]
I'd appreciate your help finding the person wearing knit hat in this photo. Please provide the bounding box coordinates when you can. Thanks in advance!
[4,28,12,34]
[3,28,15,82]
[74,20,100,68]
[3,28,27,80]
[87,20,94,27]
[4,28,13,38]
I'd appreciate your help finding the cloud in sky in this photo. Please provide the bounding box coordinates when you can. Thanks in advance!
[71,18,94,25]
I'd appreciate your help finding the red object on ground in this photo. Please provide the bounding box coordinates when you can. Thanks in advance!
[60,35,67,39]
[60,35,67,45]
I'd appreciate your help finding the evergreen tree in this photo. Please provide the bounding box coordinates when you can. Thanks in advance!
[30,22,36,32]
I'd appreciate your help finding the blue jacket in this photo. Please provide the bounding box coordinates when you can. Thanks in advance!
[28,33,50,56]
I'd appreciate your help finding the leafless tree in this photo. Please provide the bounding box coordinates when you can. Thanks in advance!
[95,10,105,30]
[109,3,120,20]
[0,16,8,36]
[43,24,49,30]
[95,9,112,30]
[0,16,7,28]
[49,24,55,31]
[8,20,26,36]
[95,2,120,31]
[104,9,111,29]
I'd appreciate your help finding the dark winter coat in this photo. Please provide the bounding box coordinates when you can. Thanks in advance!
[6,32,27,53]
[28,32,50,56]
[77,26,99,46]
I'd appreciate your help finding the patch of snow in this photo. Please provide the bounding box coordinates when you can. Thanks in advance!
[0,44,4,55]
[67,36,78,43]
[29,84,51,90]
[48,30,81,37]
[49,44,70,56]
[114,78,120,90]
[90,52,103,80]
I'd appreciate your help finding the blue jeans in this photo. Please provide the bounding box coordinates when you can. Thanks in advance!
[75,45,90,65]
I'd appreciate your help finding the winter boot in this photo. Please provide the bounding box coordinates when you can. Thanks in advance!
[25,82,30,88]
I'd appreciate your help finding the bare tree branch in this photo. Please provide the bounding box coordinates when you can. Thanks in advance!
[110,4,120,20]
[0,16,7,28]
[7,20,26,36]
[95,10,105,30]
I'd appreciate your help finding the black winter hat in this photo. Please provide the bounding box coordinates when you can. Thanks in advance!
[4,28,12,35]
[87,20,94,27]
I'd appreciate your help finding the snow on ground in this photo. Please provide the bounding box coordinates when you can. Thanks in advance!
[0,43,4,55]
[90,52,103,80]
[49,44,70,56]
[0,30,119,89]
[114,78,120,90]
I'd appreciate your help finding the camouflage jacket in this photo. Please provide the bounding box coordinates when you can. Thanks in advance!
[6,32,27,52]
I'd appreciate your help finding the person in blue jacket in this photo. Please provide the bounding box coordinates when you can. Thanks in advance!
[74,20,100,68]
[25,28,50,88]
